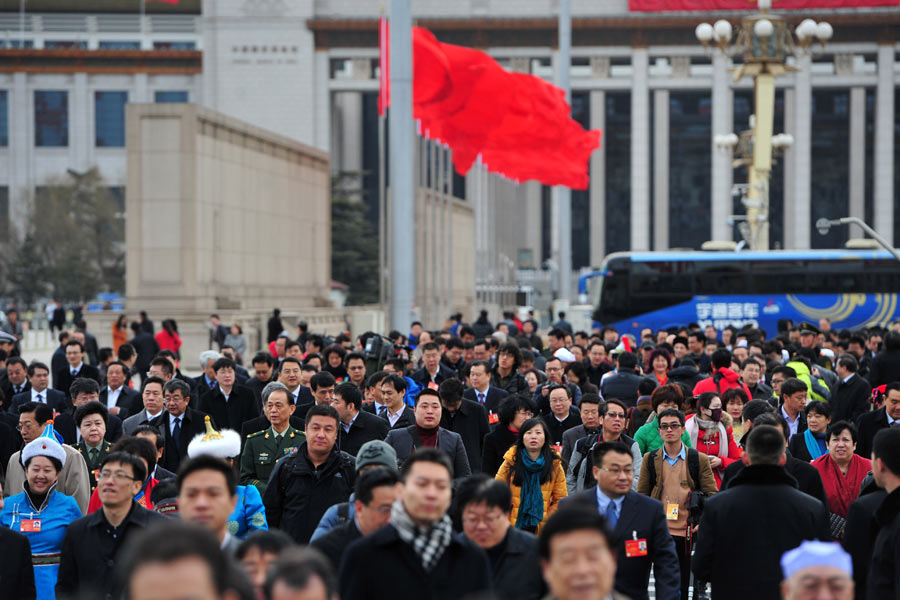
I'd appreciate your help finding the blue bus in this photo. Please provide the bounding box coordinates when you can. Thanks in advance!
[586,250,900,337]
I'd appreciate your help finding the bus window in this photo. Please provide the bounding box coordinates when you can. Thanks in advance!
[748,260,806,294]
[694,261,748,294]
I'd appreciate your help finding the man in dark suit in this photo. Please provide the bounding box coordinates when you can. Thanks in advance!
[0,356,30,403]
[462,359,508,416]
[778,377,809,443]
[561,394,603,464]
[832,354,872,423]
[10,361,67,414]
[0,498,36,599]
[198,357,258,432]
[155,379,210,473]
[245,352,276,405]
[122,377,168,435]
[98,361,140,419]
[411,342,456,389]
[856,381,899,459]
[438,378,490,473]
[380,374,416,430]
[600,352,644,407]
[384,388,472,478]
[129,321,160,381]
[194,350,222,397]
[332,382,389,457]
[562,440,680,600]
[132,423,176,481]
[545,384,582,447]
[54,340,101,399]
[50,330,70,389]
[692,425,830,600]
[54,378,123,445]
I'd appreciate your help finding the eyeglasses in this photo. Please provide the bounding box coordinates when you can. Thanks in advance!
[658,423,683,431]
[605,412,626,419]
[462,512,506,526]
[97,471,138,483]
[16,423,35,431]
[600,467,634,477]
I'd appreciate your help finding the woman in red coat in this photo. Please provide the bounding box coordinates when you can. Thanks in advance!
[684,392,742,488]
[154,319,182,356]
[812,420,871,539]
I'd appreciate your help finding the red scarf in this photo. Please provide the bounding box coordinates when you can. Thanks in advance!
[812,454,871,518]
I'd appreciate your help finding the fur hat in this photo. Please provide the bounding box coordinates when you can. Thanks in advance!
[186,416,241,459]
[22,420,67,467]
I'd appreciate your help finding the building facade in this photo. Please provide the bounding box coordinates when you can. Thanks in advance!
[1,0,898,286]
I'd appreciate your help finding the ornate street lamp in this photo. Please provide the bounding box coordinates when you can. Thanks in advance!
[697,0,832,250]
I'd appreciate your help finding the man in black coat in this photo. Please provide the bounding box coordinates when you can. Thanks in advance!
[832,354,872,423]
[98,361,141,419]
[544,384,582,447]
[856,382,900,459]
[438,378,490,473]
[867,427,900,599]
[10,362,67,414]
[0,488,36,599]
[54,340,101,399]
[692,425,830,600]
[263,404,356,543]
[600,352,644,407]
[380,374,416,430]
[842,478,887,600]
[456,474,546,600]
[153,379,211,473]
[561,441,680,600]
[463,360,508,416]
[721,411,830,510]
[338,448,492,600]
[0,356,30,404]
[245,352,276,405]
[129,322,160,380]
[311,467,399,571]
[411,342,457,388]
[198,358,258,432]
[332,382,389,457]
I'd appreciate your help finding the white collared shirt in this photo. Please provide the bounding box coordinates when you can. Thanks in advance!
[106,386,122,410]
[387,406,404,427]
[146,409,164,421]
[342,412,359,434]
[31,388,49,403]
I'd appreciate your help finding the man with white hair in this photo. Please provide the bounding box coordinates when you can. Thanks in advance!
[195,350,221,396]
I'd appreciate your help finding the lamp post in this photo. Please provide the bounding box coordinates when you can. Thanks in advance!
[816,217,900,263]
[697,0,832,250]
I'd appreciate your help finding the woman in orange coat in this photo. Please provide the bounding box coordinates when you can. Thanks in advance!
[112,314,128,355]
[495,417,567,534]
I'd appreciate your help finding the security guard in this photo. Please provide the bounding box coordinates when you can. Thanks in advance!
[240,382,305,494]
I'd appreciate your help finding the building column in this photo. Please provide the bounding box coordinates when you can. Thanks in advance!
[9,72,30,233]
[711,52,733,242]
[874,44,895,244]
[792,54,812,249]
[333,91,363,173]
[589,90,605,265]
[133,73,150,103]
[522,181,542,269]
[70,72,91,172]
[653,88,669,250]
[848,86,866,239]
[630,47,650,251]
[783,87,795,249]
[314,51,331,153]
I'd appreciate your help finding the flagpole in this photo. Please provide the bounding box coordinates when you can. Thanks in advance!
[378,111,387,320]
[556,0,573,304]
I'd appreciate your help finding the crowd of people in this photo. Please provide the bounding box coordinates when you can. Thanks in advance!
[0,309,899,600]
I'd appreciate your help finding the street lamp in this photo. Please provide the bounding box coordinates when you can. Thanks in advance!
[696,2,831,250]
[816,217,900,263]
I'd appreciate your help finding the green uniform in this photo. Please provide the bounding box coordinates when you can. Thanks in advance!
[72,440,113,492]
[239,426,305,494]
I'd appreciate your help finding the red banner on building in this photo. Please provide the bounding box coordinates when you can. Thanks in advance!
[630,0,897,10]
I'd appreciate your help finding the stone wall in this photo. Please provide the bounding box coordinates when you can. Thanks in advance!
[125,103,331,315]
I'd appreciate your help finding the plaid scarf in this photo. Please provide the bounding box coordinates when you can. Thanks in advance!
[390,499,452,572]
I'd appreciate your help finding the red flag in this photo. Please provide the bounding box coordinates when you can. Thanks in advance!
[378,17,390,116]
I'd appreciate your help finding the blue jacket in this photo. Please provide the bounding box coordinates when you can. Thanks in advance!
[228,485,268,539]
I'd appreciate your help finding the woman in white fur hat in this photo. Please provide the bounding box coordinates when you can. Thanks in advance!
[186,416,268,539]
[0,423,82,599]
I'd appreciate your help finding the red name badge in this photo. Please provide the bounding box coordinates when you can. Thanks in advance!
[20,519,41,533]
[625,539,648,558]
[427,382,440,391]
[551,443,563,455]
[488,412,499,425]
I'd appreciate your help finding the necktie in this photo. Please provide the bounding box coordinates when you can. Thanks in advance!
[71,368,78,376]
[36,393,43,404]
[605,501,619,530]
[891,421,900,429]
[378,405,387,417]
[477,392,485,405]
[275,434,283,446]
[89,448,99,468]
[173,417,182,442]
[14,385,20,394]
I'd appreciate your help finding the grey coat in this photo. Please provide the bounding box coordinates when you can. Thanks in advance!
[384,425,472,478]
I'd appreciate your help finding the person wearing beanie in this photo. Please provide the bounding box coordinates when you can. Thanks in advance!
[780,540,853,600]
[0,427,82,599]
[309,439,399,541]
[186,416,268,540]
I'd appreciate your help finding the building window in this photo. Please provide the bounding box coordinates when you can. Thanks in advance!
[811,89,850,250]
[155,91,188,103]
[605,92,631,254]
[0,40,33,49]
[0,90,7,147]
[35,90,68,147]
[153,41,196,50]
[669,92,712,250]
[0,186,8,239]
[99,41,140,50]
[95,91,127,147]
[44,41,87,49]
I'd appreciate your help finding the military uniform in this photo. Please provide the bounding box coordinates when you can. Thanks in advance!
[239,425,305,494]
[72,440,113,492]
